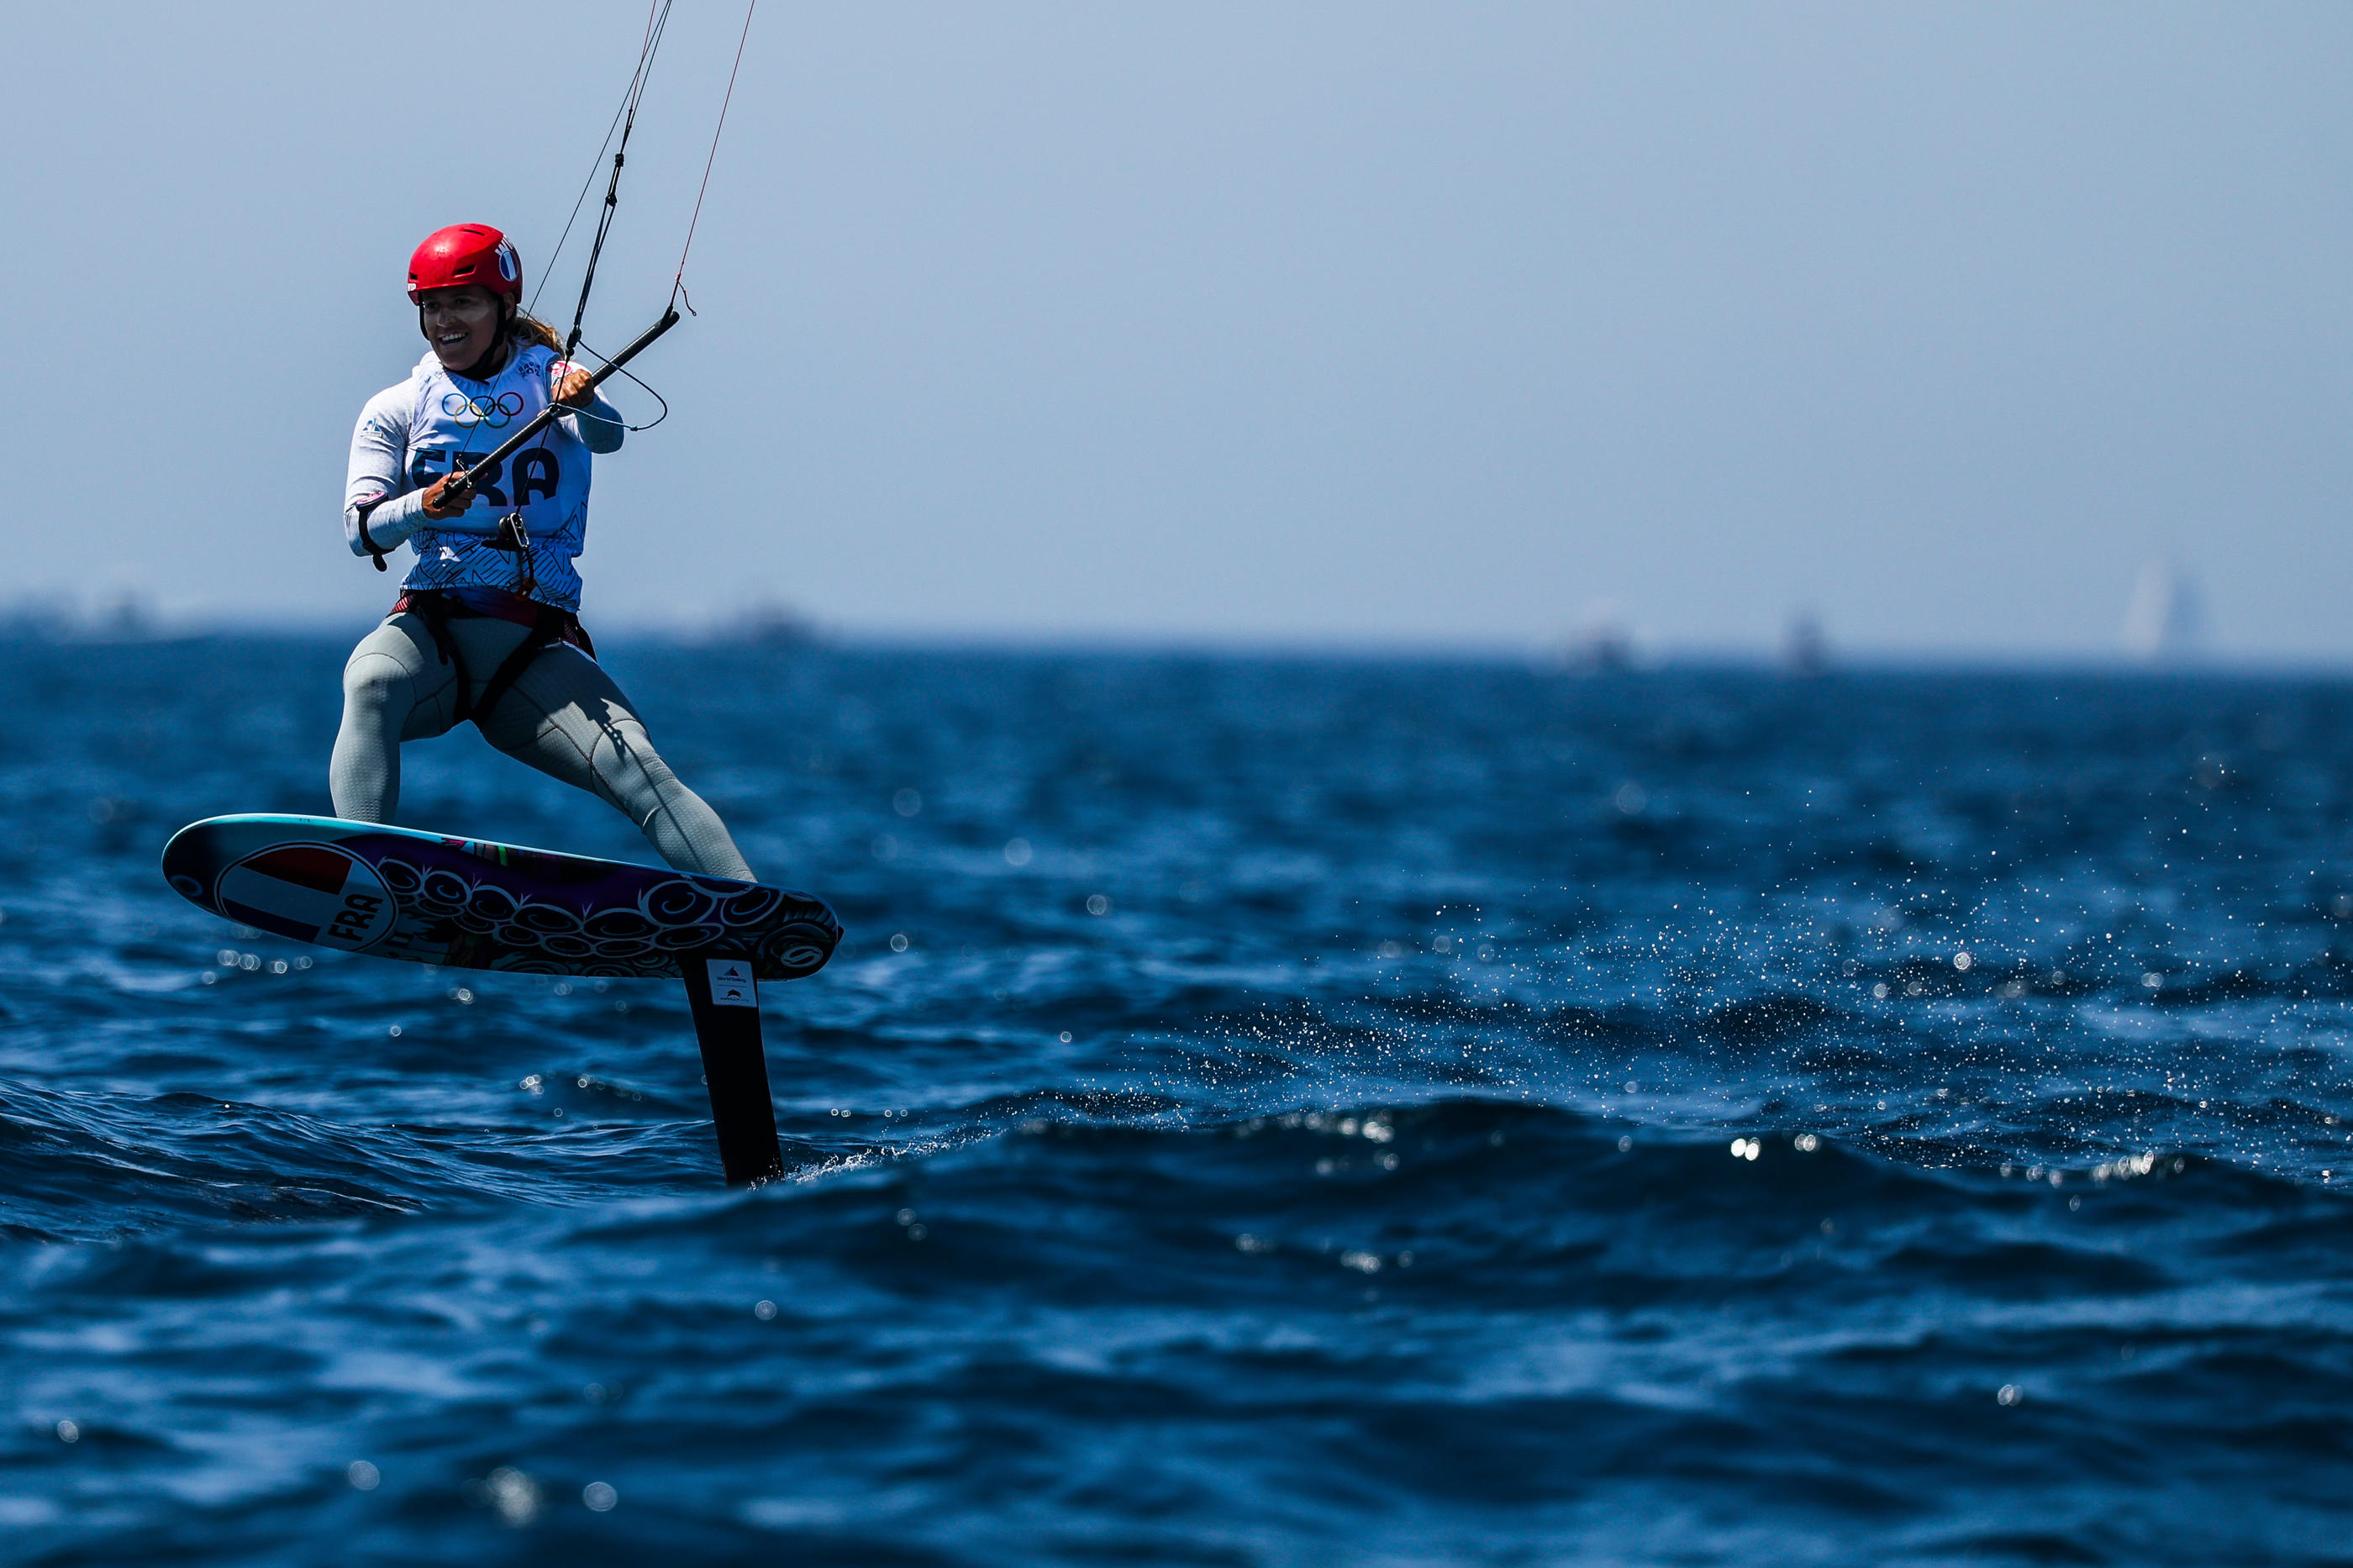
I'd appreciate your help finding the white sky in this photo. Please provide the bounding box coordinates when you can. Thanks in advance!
[3,3,2349,655]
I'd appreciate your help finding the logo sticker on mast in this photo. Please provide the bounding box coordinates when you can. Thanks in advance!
[705,957,757,1008]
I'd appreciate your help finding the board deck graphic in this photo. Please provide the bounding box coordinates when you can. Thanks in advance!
[163,815,840,981]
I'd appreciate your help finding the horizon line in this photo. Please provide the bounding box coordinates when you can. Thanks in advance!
[3,609,2345,676]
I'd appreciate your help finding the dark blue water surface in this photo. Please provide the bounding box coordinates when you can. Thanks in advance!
[6,637,2353,1565]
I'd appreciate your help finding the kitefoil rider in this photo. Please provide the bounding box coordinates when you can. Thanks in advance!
[334,223,755,881]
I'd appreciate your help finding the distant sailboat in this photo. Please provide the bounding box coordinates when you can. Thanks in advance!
[2120,560,2202,663]
[1782,608,1829,676]
[1547,600,1635,674]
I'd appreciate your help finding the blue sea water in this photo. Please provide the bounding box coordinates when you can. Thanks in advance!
[4,636,2353,1565]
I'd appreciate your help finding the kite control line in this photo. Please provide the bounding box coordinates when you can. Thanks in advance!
[434,304,682,519]
[433,0,757,545]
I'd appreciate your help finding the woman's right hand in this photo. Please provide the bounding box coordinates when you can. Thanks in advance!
[419,473,471,519]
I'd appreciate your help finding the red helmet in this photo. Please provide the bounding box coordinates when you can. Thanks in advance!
[407,224,523,303]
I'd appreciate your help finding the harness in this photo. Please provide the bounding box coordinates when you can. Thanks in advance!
[392,588,596,729]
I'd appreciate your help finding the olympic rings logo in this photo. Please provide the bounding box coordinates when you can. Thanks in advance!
[440,391,526,429]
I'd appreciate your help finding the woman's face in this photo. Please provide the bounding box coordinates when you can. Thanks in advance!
[418,286,503,372]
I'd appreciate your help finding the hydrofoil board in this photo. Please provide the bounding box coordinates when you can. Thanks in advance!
[161,814,843,1186]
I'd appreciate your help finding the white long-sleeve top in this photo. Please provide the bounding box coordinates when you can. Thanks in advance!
[344,340,624,612]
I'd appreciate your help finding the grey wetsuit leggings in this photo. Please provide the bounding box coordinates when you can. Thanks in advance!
[330,613,756,881]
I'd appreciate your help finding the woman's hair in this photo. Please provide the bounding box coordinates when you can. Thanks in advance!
[510,309,565,352]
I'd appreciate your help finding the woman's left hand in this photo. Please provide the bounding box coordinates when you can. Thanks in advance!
[554,365,595,408]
